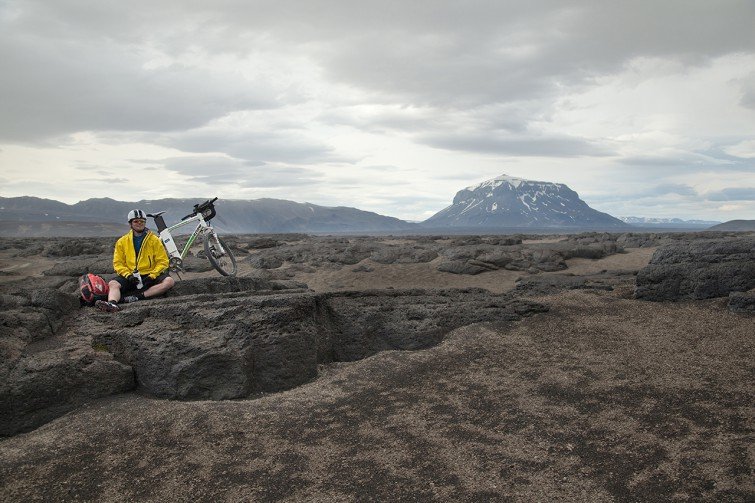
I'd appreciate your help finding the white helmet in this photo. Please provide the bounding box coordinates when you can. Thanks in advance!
[127,209,147,222]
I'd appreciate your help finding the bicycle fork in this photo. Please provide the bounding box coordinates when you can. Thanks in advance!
[207,230,226,256]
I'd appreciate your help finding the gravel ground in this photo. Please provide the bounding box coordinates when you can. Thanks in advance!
[1,286,752,502]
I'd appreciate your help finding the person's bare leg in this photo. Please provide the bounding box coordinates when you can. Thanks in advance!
[143,277,175,299]
[107,280,122,303]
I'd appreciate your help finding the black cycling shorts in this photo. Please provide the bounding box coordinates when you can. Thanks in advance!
[114,272,170,295]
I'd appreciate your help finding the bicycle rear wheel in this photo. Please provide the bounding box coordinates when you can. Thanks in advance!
[203,235,237,276]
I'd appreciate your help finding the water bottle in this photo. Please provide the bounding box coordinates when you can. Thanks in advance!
[133,271,143,290]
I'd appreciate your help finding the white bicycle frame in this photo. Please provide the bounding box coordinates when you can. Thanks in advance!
[154,212,225,272]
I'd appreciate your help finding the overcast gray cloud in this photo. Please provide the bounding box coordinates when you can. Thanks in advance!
[161,157,322,187]
[0,32,280,142]
[706,188,755,202]
[156,129,345,166]
[420,133,614,157]
[1,0,754,221]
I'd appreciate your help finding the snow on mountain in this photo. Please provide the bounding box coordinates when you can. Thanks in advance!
[423,174,627,229]
[620,216,721,227]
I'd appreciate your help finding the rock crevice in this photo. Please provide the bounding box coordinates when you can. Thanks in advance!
[1,278,547,436]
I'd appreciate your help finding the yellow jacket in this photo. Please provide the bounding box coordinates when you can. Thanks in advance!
[113,230,169,279]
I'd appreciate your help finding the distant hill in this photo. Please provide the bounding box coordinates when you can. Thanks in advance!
[706,220,755,232]
[0,220,125,237]
[422,174,628,229]
[620,216,721,229]
[0,196,417,236]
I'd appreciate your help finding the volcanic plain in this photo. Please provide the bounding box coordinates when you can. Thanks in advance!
[1,231,753,502]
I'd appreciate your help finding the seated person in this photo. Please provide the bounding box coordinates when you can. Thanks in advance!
[96,209,175,312]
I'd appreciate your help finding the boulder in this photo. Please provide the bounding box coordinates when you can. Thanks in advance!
[177,254,215,272]
[561,242,621,260]
[0,343,135,436]
[248,254,285,269]
[437,260,489,275]
[326,245,372,265]
[369,245,437,264]
[635,238,755,301]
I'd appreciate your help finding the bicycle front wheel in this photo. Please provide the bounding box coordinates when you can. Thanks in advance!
[203,235,237,276]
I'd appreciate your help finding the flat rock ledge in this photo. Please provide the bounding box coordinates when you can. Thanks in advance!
[1,279,546,436]
[634,237,755,301]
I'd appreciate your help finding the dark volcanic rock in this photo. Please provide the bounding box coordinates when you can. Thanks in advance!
[436,242,576,275]
[324,289,547,362]
[0,343,135,436]
[728,290,755,313]
[0,288,80,346]
[635,237,755,301]
[245,237,281,249]
[90,294,321,399]
[43,238,110,257]
[0,276,308,436]
[169,276,307,296]
[83,288,547,400]
[437,260,491,275]
[248,254,285,269]
[370,245,438,264]
[326,244,372,265]
[176,255,215,272]
[42,258,113,276]
[515,271,637,296]
[2,267,548,437]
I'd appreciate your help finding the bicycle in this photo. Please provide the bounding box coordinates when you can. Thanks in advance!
[147,197,237,277]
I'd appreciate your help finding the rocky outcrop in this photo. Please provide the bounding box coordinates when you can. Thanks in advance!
[514,270,638,296]
[0,282,136,436]
[1,274,547,436]
[0,343,135,436]
[79,288,547,401]
[0,275,309,436]
[245,240,440,270]
[635,237,755,301]
[437,243,570,275]
[323,289,546,361]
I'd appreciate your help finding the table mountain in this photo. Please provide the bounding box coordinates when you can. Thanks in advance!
[422,174,628,229]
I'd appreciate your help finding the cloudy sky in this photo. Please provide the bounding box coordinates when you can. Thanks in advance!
[1,0,754,222]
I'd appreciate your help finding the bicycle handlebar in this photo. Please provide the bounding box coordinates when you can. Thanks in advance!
[181,197,219,221]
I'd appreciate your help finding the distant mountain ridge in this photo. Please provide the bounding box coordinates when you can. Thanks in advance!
[620,216,721,228]
[4,180,742,236]
[0,196,417,235]
[422,174,628,229]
